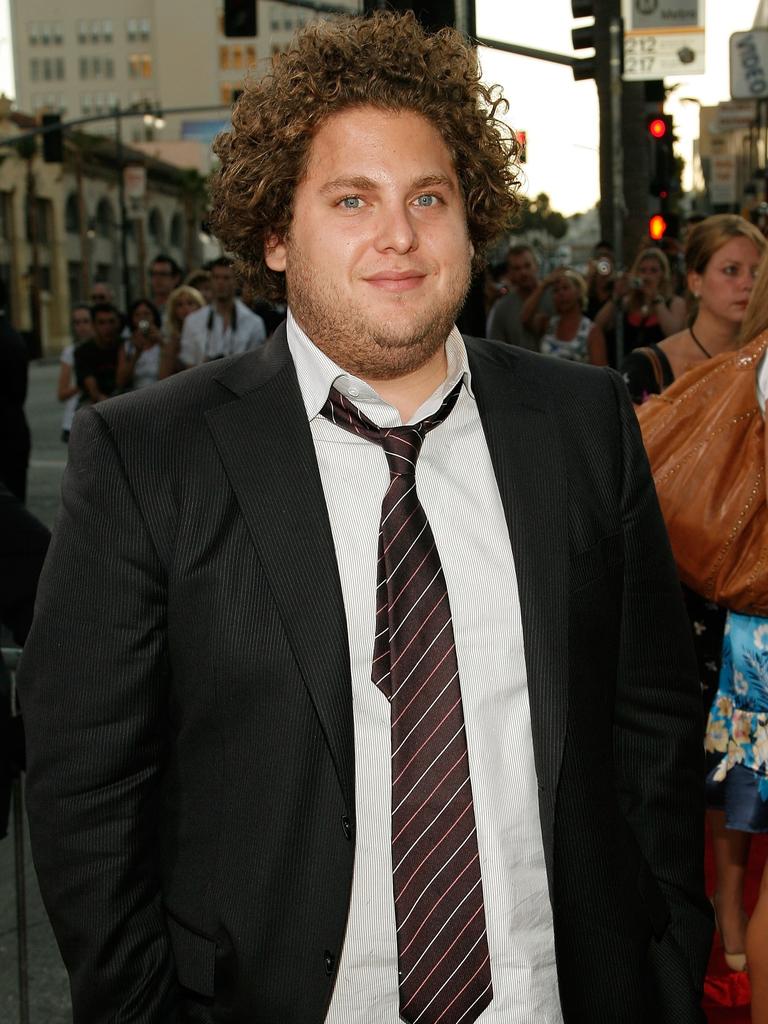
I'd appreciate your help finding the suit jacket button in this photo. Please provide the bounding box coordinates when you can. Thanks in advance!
[324,950,335,975]
[341,815,352,840]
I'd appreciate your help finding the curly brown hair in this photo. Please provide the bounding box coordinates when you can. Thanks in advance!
[209,11,521,301]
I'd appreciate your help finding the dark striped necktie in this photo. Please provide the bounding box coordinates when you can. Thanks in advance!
[321,380,493,1024]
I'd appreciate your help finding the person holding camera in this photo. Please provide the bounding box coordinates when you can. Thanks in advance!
[116,298,164,392]
[594,247,686,360]
[520,266,607,365]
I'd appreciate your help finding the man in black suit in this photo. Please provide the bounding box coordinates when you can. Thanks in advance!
[19,12,711,1024]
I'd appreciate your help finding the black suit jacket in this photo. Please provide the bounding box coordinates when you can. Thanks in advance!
[19,327,712,1023]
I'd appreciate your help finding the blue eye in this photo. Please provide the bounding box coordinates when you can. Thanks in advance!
[415,194,438,207]
[340,196,363,209]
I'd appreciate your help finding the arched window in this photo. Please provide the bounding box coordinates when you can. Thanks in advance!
[148,207,164,248]
[95,197,114,240]
[169,211,184,249]
[65,193,80,234]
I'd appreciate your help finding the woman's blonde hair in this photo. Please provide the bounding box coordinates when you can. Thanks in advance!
[631,247,672,300]
[165,285,205,337]
[559,269,587,310]
[685,213,766,276]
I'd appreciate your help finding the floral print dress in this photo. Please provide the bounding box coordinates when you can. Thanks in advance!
[705,611,768,832]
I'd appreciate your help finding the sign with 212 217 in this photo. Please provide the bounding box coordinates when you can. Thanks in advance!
[621,0,705,81]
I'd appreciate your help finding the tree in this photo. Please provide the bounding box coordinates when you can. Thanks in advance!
[518,193,568,240]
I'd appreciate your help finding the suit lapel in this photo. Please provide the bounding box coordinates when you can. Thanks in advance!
[205,328,354,813]
[467,341,569,838]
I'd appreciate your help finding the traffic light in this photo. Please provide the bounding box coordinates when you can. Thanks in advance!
[363,1,461,31]
[649,214,667,241]
[41,113,63,163]
[224,0,257,37]
[647,113,675,199]
[571,1,596,81]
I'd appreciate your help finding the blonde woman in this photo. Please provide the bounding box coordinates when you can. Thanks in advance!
[595,246,686,359]
[521,267,607,365]
[159,285,205,378]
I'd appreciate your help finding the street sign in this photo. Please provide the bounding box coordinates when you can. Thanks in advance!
[710,153,737,205]
[622,0,706,80]
[715,99,756,132]
[730,30,768,99]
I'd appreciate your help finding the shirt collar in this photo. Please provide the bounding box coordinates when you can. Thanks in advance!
[285,308,474,426]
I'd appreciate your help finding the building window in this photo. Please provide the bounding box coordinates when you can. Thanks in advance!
[56,58,65,79]
[140,18,151,40]
[95,198,114,240]
[92,57,102,77]
[246,45,255,65]
[78,20,88,44]
[219,45,229,70]
[79,57,88,79]
[105,58,114,78]
[232,46,243,69]
[0,193,10,242]
[103,19,113,43]
[91,21,101,43]
[29,23,39,45]
[220,83,237,104]
[128,53,152,78]
[34,198,51,245]
[81,94,92,114]
[127,18,138,42]
[65,194,80,235]
[43,59,52,81]
[170,212,184,249]
[30,59,40,81]
[53,23,64,44]
[270,18,279,31]
[148,208,164,248]
[40,23,51,45]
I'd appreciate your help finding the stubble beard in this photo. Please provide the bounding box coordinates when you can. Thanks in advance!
[284,247,472,381]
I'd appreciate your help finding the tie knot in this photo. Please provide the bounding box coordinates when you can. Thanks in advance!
[320,378,463,479]
[379,427,424,478]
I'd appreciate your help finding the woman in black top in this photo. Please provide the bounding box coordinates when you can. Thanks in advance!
[594,246,686,364]
[621,215,765,403]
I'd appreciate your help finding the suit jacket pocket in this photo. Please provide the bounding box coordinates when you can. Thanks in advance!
[568,531,623,592]
[166,910,217,998]
[637,859,671,940]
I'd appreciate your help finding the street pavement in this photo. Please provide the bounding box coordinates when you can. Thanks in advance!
[2,361,72,1023]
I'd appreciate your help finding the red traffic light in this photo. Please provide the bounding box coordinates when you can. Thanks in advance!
[648,117,668,139]
[649,214,667,241]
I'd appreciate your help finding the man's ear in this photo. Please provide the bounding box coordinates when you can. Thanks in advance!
[264,232,287,273]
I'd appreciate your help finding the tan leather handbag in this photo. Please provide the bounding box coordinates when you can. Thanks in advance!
[637,331,768,615]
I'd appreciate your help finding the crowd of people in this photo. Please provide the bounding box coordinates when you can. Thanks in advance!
[54,253,280,445]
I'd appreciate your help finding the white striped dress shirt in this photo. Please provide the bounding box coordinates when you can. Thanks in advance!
[285,311,563,1024]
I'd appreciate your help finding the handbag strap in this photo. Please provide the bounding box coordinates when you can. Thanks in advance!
[634,344,667,392]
